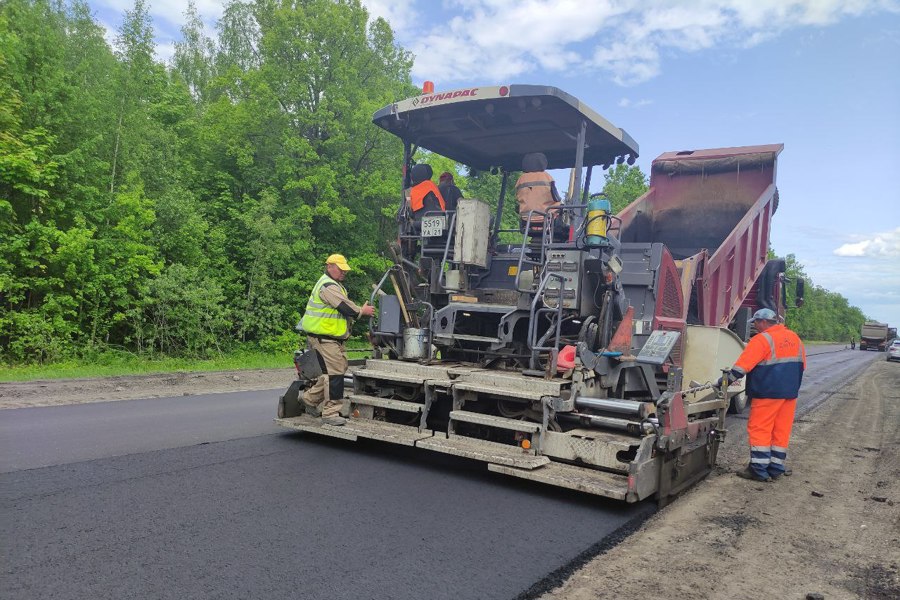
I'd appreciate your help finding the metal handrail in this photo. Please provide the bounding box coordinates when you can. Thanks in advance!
[514,208,550,292]
[527,272,565,370]
[436,211,458,289]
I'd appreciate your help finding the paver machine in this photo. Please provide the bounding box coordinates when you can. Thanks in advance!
[277,85,788,504]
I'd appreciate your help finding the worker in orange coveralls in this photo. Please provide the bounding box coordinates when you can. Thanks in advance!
[718,308,806,482]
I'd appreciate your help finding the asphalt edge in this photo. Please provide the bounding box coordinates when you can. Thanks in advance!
[512,502,656,600]
[797,352,881,419]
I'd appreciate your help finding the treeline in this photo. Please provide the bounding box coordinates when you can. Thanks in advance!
[0,1,868,365]
[1,0,416,362]
[782,255,867,342]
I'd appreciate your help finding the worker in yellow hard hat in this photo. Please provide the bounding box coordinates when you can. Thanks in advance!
[299,253,375,425]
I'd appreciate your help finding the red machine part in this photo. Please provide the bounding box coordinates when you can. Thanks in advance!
[653,247,686,366]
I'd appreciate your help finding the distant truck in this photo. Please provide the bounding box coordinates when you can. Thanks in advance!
[860,321,889,351]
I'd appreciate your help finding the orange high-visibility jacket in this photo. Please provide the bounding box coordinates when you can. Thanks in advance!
[734,324,807,400]
[409,180,446,213]
[515,171,557,218]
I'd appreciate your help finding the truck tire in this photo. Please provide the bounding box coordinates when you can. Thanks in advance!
[728,392,748,414]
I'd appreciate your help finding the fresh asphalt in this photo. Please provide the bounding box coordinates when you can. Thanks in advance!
[0,346,879,599]
[2,397,651,599]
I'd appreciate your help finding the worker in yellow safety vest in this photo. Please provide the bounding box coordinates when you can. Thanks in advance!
[299,254,375,426]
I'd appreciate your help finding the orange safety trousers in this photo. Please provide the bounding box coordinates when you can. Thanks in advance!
[748,398,796,451]
[747,397,796,478]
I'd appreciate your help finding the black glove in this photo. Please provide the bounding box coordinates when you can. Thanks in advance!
[716,369,742,388]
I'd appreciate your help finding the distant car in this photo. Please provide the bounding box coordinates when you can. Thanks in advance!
[888,340,900,362]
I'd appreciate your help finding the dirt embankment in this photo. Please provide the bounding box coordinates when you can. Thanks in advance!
[543,360,900,600]
[0,369,297,410]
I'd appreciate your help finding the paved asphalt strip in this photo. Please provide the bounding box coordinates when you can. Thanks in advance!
[1,427,651,599]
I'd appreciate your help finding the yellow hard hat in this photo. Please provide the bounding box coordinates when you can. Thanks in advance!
[325,253,352,271]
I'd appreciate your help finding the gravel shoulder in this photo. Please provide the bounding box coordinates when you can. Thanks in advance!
[0,368,297,410]
[542,359,900,600]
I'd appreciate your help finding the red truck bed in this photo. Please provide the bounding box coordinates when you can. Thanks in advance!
[617,144,783,328]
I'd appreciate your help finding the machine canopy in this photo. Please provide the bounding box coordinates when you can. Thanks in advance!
[372,84,639,171]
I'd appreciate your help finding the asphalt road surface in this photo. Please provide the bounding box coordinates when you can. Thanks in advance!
[0,346,879,599]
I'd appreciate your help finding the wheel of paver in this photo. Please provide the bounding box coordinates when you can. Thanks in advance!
[728,391,748,414]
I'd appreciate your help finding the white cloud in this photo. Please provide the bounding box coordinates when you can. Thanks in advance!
[618,97,652,108]
[833,227,900,258]
[155,41,177,64]
[98,0,225,28]
[398,0,900,85]
[92,0,900,84]
[361,0,419,33]
[99,19,117,47]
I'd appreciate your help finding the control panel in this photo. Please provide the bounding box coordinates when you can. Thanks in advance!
[542,250,582,309]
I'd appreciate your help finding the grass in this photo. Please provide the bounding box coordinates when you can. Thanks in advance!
[0,344,373,383]
[1,338,851,382]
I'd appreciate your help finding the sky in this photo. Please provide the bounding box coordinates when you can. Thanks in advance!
[89,0,900,326]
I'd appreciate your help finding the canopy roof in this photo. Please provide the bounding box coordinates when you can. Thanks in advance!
[372,85,639,171]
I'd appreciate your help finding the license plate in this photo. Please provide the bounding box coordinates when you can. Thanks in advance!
[421,216,446,237]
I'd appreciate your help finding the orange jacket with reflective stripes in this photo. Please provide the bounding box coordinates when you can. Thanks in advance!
[734,324,806,400]
[409,180,446,213]
[515,171,557,218]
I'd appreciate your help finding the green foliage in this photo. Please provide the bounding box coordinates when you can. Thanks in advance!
[1,0,413,364]
[602,163,648,213]
[143,263,229,356]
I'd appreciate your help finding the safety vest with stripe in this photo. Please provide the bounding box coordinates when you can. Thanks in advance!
[409,180,446,213]
[515,171,558,219]
[300,274,349,338]
[735,324,806,399]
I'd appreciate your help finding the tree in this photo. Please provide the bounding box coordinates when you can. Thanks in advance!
[602,163,648,213]
[173,2,216,104]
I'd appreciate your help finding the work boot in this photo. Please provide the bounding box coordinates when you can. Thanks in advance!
[322,416,347,426]
[769,466,793,480]
[736,466,771,482]
[302,401,322,418]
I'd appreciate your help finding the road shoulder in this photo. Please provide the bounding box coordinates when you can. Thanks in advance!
[542,360,900,600]
[0,368,296,409]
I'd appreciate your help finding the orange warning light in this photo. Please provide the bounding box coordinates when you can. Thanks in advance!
[422,80,435,94]
[521,439,532,450]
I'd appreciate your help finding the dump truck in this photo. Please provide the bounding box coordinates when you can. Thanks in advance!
[276,84,799,504]
[860,321,889,351]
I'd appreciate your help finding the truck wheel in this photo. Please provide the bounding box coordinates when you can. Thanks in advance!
[728,392,748,414]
